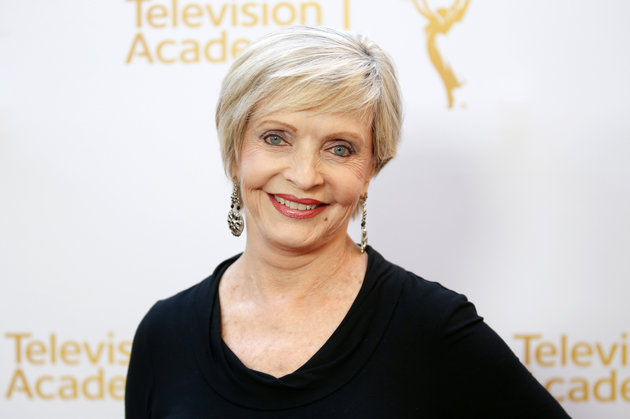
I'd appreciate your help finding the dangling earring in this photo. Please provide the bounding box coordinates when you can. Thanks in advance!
[227,182,244,237]
[359,193,368,253]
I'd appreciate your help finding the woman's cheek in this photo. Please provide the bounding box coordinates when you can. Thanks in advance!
[239,146,271,184]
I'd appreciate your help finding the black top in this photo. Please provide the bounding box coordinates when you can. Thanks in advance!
[125,247,569,418]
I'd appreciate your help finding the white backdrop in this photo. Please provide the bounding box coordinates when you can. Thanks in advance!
[1,1,629,417]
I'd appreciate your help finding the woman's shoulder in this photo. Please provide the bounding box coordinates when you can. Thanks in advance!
[132,281,209,349]
[135,253,240,338]
[359,248,569,417]
[366,246,482,334]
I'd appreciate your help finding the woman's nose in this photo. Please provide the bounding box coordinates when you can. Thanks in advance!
[284,148,324,191]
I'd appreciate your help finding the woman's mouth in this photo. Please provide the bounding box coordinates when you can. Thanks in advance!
[273,195,320,210]
[268,194,327,219]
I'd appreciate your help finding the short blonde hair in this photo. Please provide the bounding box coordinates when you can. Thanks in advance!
[216,26,403,177]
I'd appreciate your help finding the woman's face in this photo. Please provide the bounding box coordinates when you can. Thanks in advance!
[235,108,375,252]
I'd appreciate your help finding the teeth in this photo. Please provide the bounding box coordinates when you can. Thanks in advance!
[273,195,318,210]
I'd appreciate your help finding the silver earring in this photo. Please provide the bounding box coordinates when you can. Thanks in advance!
[227,182,244,237]
[359,194,368,253]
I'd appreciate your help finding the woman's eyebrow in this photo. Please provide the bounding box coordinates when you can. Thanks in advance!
[255,119,298,132]
[326,131,367,143]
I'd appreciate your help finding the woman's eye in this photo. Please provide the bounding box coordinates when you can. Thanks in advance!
[331,145,351,157]
[264,135,284,146]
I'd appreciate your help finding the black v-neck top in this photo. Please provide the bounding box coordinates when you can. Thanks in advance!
[125,247,569,418]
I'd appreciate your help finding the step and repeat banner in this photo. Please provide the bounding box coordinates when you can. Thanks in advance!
[1,0,629,417]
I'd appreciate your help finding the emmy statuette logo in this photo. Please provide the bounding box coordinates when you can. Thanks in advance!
[409,0,470,109]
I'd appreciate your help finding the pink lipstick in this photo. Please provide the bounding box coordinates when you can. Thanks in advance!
[268,193,327,219]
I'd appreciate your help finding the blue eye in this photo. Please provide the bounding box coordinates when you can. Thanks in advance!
[264,134,283,146]
[331,145,351,157]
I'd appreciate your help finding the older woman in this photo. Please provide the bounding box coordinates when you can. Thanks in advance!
[126,27,568,418]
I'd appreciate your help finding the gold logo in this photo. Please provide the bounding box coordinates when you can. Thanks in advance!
[409,0,470,108]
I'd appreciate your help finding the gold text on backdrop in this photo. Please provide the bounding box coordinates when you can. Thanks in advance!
[4,332,131,401]
[514,333,630,403]
[125,0,351,64]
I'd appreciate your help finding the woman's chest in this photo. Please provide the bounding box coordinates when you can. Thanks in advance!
[220,306,348,378]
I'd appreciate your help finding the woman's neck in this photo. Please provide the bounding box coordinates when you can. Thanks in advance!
[223,234,364,304]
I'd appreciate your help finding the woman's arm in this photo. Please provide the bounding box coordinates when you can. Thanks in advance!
[435,294,570,418]
[125,310,155,419]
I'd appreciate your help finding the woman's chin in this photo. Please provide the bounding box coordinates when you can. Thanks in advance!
[252,227,339,254]
[262,233,319,252]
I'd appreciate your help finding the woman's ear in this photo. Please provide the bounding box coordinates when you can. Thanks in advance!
[228,157,238,180]
[362,158,376,195]
[369,157,377,179]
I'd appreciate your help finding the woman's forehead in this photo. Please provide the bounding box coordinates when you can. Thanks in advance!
[251,101,374,126]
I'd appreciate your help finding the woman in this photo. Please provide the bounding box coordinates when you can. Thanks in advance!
[126,26,569,418]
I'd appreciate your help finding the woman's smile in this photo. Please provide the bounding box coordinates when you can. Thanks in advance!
[268,193,328,219]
